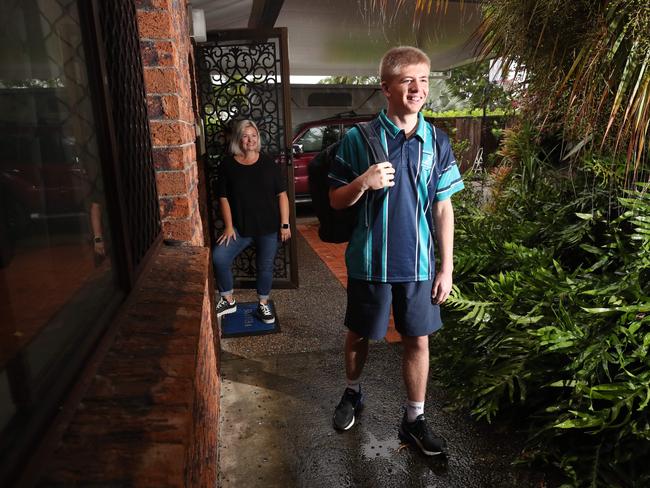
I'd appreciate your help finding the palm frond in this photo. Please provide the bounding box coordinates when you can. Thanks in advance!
[473,0,650,185]
[360,0,465,28]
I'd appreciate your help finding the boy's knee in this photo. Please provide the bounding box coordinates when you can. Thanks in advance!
[402,335,429,353]
[347,330,369,345]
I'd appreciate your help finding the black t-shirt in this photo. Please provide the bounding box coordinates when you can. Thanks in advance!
[217,153,286,237]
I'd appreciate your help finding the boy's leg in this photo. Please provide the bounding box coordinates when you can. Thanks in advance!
[392,280,441,386]
[393,281,447,455]
[333,330,368,431]
[333,279,392,431]
[401,335,429,404]
[344,329,369,383]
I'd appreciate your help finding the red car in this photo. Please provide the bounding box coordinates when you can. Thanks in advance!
[290,112,450,202]
[291,113,374,203]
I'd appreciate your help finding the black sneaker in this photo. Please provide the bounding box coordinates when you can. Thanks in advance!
[399,413,447,456]
[256,302,275,324]
[216,296,237,318]
[333,387,364,431]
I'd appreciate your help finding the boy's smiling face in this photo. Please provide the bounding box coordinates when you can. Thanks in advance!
[381,62,430,117]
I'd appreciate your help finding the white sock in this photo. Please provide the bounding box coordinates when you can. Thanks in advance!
[406,400,424,422]
[346,378,361,393]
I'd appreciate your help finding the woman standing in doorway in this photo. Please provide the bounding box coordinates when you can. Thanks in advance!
[213,119,291,324]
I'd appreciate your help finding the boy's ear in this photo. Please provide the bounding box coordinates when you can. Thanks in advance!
[380,80,390,97]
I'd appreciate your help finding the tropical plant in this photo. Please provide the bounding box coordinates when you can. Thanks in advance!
[432,134,650,486]
[366,0,649,181]
[445,60,514,116]
[476,0,650,184]
[421,107,507,118]
[361,2,650,484]
[318,75,380,85]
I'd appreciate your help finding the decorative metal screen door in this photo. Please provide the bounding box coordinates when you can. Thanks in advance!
[195,28,298,289]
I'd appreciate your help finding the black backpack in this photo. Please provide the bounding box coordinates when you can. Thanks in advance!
[307,122,388,243]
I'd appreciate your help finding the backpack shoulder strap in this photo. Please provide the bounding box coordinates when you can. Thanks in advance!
[355,121,388,163]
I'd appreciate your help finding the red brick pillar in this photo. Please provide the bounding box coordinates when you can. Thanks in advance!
[136,0,204,245]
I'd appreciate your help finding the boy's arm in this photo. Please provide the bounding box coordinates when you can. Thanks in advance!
[329,162,395,209]
[432,198,454,304]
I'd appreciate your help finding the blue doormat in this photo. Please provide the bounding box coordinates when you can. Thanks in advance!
[221,300,280,338]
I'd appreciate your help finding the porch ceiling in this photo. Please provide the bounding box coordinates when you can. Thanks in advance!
[189,0,483,75]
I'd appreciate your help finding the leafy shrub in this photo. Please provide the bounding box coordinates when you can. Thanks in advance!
[477,0,650,177]
[422,107,508,118]
[432,139,650,486]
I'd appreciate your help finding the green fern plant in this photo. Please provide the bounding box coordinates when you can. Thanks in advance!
[433,145,650,486]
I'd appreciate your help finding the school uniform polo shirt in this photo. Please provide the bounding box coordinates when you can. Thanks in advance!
[328,110,464,282]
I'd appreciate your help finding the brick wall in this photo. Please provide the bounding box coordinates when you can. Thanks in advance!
[39,246,219,487]
[136,0,205,245]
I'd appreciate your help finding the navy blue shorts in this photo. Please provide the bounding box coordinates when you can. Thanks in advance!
[344,278,442,340]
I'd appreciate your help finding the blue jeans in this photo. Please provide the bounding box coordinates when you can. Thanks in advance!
[212,229,278,300]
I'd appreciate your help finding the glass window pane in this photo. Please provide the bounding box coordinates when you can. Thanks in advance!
[0,0,122,475]
[297,126,325,152]
[322,125,341,148]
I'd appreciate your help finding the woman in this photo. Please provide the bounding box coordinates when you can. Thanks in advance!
[213,119,291,324]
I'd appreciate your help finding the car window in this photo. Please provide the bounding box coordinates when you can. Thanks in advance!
[296,125,341,153]
[296,126,325,152]
[322,125,340,148]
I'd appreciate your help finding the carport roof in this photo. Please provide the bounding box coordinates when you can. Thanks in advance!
[189,0,483,76]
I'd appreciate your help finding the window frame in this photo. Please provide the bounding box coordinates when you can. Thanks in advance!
[0,0,163,484]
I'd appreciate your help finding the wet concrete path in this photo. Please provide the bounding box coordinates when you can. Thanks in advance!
[217,228,550,487]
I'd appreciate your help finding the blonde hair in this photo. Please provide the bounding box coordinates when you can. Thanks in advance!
[379,46,431,82]
[230,119,261,155]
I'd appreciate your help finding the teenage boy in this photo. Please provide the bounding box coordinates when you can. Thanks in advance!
[328,46,463,456]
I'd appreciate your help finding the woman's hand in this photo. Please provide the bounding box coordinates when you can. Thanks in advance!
[280,226,291,242]
[218,226,237,246]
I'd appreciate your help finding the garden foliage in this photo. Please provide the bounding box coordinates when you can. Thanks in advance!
[477,0,650,180]
[432,125,650,487]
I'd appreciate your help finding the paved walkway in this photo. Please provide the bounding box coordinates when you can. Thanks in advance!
[297,222,401,344]
[216,220,552,487]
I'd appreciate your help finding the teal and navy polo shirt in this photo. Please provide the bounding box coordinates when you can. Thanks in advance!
[328,111,464,282]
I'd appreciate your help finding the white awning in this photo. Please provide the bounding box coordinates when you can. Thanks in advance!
[190,0,483,75]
